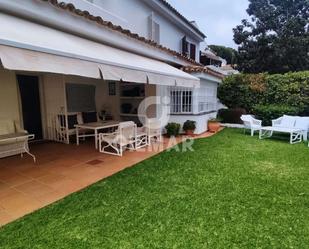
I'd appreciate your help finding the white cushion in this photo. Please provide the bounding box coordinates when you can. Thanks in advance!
[278,116,296,128]
[0,120,16,136]
[294,117,309,131]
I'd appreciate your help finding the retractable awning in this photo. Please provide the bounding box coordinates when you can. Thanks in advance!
[0,13,199,87]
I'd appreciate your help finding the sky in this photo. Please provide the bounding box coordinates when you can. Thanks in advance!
[167,0,250,48]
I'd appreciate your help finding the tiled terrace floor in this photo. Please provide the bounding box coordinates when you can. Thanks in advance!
[0,131,219,226]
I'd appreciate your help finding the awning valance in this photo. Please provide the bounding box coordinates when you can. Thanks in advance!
[0,13,199,87]
[0,45,101,79]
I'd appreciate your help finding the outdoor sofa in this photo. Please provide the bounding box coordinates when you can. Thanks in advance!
[259,115,309,144]
[0,119,35,161]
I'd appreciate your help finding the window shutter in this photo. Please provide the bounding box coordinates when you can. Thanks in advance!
[148,13,160,43]
[182,36,188,56]
[154,22,160,43]
[190,43,196,60]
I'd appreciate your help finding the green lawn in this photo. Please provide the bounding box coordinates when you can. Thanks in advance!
[1,129,309,248]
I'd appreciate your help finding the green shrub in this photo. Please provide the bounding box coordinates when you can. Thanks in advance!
[218,108,247,124]
[165,122,181,137]
[218,71,309,115]
[253,104,300,125]
[183,120,196,131]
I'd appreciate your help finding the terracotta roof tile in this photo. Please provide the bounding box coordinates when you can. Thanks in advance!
[40,0,200,65]
[181,66,225,79]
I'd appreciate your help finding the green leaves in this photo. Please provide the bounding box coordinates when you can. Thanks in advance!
[233,0,309,73]
[218,71,309,116]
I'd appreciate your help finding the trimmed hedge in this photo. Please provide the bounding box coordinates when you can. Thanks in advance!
[218,71,309,122]
[253,104,300,125]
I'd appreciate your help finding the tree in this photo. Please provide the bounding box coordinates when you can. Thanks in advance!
[208,45,237,65]
[233,0,309,74]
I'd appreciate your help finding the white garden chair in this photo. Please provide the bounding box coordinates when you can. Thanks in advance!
[146,118,162,145]
[136,119,162,146]
[99,121,136,156]
[240,115,262,136]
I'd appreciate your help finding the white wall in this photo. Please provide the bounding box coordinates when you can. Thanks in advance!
[64,0,201,60]
[156,77,219,134]
[0,69,21,123]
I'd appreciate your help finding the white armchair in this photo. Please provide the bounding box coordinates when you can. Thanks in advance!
[240,115,262,136]
[146,118,162,145]
[99,121,136,156]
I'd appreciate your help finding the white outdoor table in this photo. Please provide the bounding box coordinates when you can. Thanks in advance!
[75,121,120,149]
[259,126,303,144]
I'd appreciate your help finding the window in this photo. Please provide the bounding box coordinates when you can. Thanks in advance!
[189,43,196,60]
[169,87,193,114]
[148,14,160,43]
[181,36,196,60]
[197,85,217,113]
[108,82,116,96]
[182,36,189,57]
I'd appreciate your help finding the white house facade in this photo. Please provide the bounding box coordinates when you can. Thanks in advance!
[0,0,223,143]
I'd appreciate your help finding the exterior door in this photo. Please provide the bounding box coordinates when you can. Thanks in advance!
[17,75,43,140]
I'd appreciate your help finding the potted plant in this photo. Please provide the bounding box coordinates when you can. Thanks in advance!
[183,120,196,136]
[208,118,221,133]
[165,122,181,137]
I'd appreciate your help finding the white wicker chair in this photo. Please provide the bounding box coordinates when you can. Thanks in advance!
[146,118,162,145]
[0,119,36,162]
[240,115,262,136]
[99,121,136,156]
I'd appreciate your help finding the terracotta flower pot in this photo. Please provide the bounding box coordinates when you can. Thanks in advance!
[208,121,220,133]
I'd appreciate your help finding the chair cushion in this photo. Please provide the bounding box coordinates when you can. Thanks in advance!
[82,112,97,123]
[294,117,309,131]
[58,114,78,130]
[0,120,16,136]
[278,116,296,128]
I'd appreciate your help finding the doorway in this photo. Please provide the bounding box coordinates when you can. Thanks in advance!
[17,75,43,140]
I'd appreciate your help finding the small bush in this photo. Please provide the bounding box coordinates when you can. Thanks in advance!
[183,120,196,131]
[218,108,247,124]
[253,104,300,125]
[165,122,181,137]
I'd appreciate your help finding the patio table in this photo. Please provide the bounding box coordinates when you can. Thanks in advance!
[75,121,120,149]
[259,126,303,144]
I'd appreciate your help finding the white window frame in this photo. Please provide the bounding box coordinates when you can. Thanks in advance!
[196,85,217,113]
[169,87,193,114]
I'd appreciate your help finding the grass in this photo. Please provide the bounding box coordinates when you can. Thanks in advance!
[1,129,309,248]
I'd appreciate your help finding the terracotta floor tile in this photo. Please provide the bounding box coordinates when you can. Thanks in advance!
[15,180,55,198]
[0,173,32,187]
[0,191,41,213]
[37,173,66,186]
[0,210,14,226]
[36,191,67,206]
[18,167,50,179]
[0,186,20,199]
